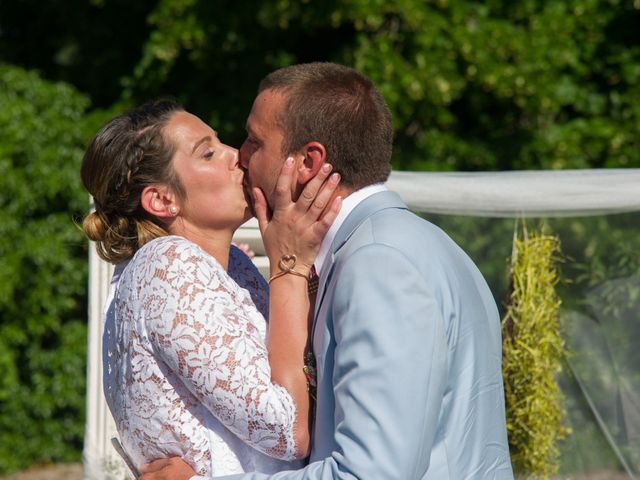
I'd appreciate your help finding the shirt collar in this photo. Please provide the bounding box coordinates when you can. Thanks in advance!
[314,183,387,274]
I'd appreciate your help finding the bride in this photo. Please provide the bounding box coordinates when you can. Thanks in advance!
[80,100,341,476]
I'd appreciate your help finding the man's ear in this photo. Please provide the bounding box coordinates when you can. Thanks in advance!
[297,141,327,185]
[140,185,179,219]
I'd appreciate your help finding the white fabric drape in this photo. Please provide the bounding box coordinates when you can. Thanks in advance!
[386,169,640,217]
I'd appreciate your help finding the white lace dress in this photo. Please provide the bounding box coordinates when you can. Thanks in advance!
[102,236,305,476]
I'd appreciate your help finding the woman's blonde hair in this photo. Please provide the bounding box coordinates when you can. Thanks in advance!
[81,100,185,264]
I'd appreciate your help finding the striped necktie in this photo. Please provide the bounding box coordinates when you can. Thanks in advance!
[308,265,319,297]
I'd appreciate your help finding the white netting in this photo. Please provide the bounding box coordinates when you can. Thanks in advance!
[84,169,640,479]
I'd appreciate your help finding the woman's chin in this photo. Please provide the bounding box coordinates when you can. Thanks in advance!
[241,206,253,224]
[229,206,253,231]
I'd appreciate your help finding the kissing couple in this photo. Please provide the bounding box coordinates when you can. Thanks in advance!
[82,62,514,480]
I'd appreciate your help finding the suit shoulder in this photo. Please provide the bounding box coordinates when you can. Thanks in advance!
[367,208,457,255]
[339,207,482,289]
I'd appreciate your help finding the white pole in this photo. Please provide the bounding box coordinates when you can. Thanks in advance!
[82,242,128,480]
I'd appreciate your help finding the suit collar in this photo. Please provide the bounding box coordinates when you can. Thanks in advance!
[314,184,387,274]
[313,190,408,319]
[329,190,407,258]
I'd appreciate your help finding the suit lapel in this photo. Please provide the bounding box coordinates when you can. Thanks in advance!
[312,190,408,322]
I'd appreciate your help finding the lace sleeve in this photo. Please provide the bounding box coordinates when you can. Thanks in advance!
[228,244,269,321]
[136,238,297,460]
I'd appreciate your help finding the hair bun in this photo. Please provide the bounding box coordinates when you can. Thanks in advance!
[83,209,165,264]
[82,210,108,242]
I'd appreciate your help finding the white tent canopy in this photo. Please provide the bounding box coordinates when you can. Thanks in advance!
[83,169,640,479]
[386,169,640,217]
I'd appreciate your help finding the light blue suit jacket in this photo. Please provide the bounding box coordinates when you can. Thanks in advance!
[219,191,513,479]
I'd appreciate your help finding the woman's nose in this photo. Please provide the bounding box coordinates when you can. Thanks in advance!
[220,145,239,170]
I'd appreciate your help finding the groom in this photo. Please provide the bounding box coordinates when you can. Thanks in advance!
[143,63,513,479]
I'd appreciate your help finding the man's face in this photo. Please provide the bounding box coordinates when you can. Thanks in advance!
[240,89,288,209]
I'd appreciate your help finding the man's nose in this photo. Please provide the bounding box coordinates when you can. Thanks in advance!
[239,142,249,168]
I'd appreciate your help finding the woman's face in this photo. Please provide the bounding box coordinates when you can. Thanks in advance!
[164,111,251,234]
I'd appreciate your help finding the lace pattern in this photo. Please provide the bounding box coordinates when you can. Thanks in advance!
[103,236,301,476]
[228,244,269,321]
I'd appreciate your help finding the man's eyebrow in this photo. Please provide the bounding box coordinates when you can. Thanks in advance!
[191,135,213,154]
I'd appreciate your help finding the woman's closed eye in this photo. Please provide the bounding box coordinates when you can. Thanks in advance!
[203,148,215,160]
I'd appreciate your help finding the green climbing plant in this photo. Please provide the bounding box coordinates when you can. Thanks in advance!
[502,224,569,478]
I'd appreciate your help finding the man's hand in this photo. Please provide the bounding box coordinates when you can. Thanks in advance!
[139,457,196,480]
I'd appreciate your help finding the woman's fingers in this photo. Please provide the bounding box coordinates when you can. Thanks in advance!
[295,162,334,214]
[272,156,296,208]
[312,195,342,238]
[304,171,340,223]
[253,187,270,235]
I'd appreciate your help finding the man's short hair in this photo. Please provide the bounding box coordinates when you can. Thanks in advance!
[259,62,393,190]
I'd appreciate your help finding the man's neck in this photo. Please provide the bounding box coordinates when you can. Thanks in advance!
[319,185,353,219]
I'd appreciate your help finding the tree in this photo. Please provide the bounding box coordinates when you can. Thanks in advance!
[0,65,90,473]
[2,1,637,170]
[122,0,640,170]
[0,0,155,107]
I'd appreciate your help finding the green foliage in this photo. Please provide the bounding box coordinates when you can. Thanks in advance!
[5,0,634,170]
[0,0,155,107]
[121,0,640,170]
[0,65,90,473]
[502,225,569,478]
